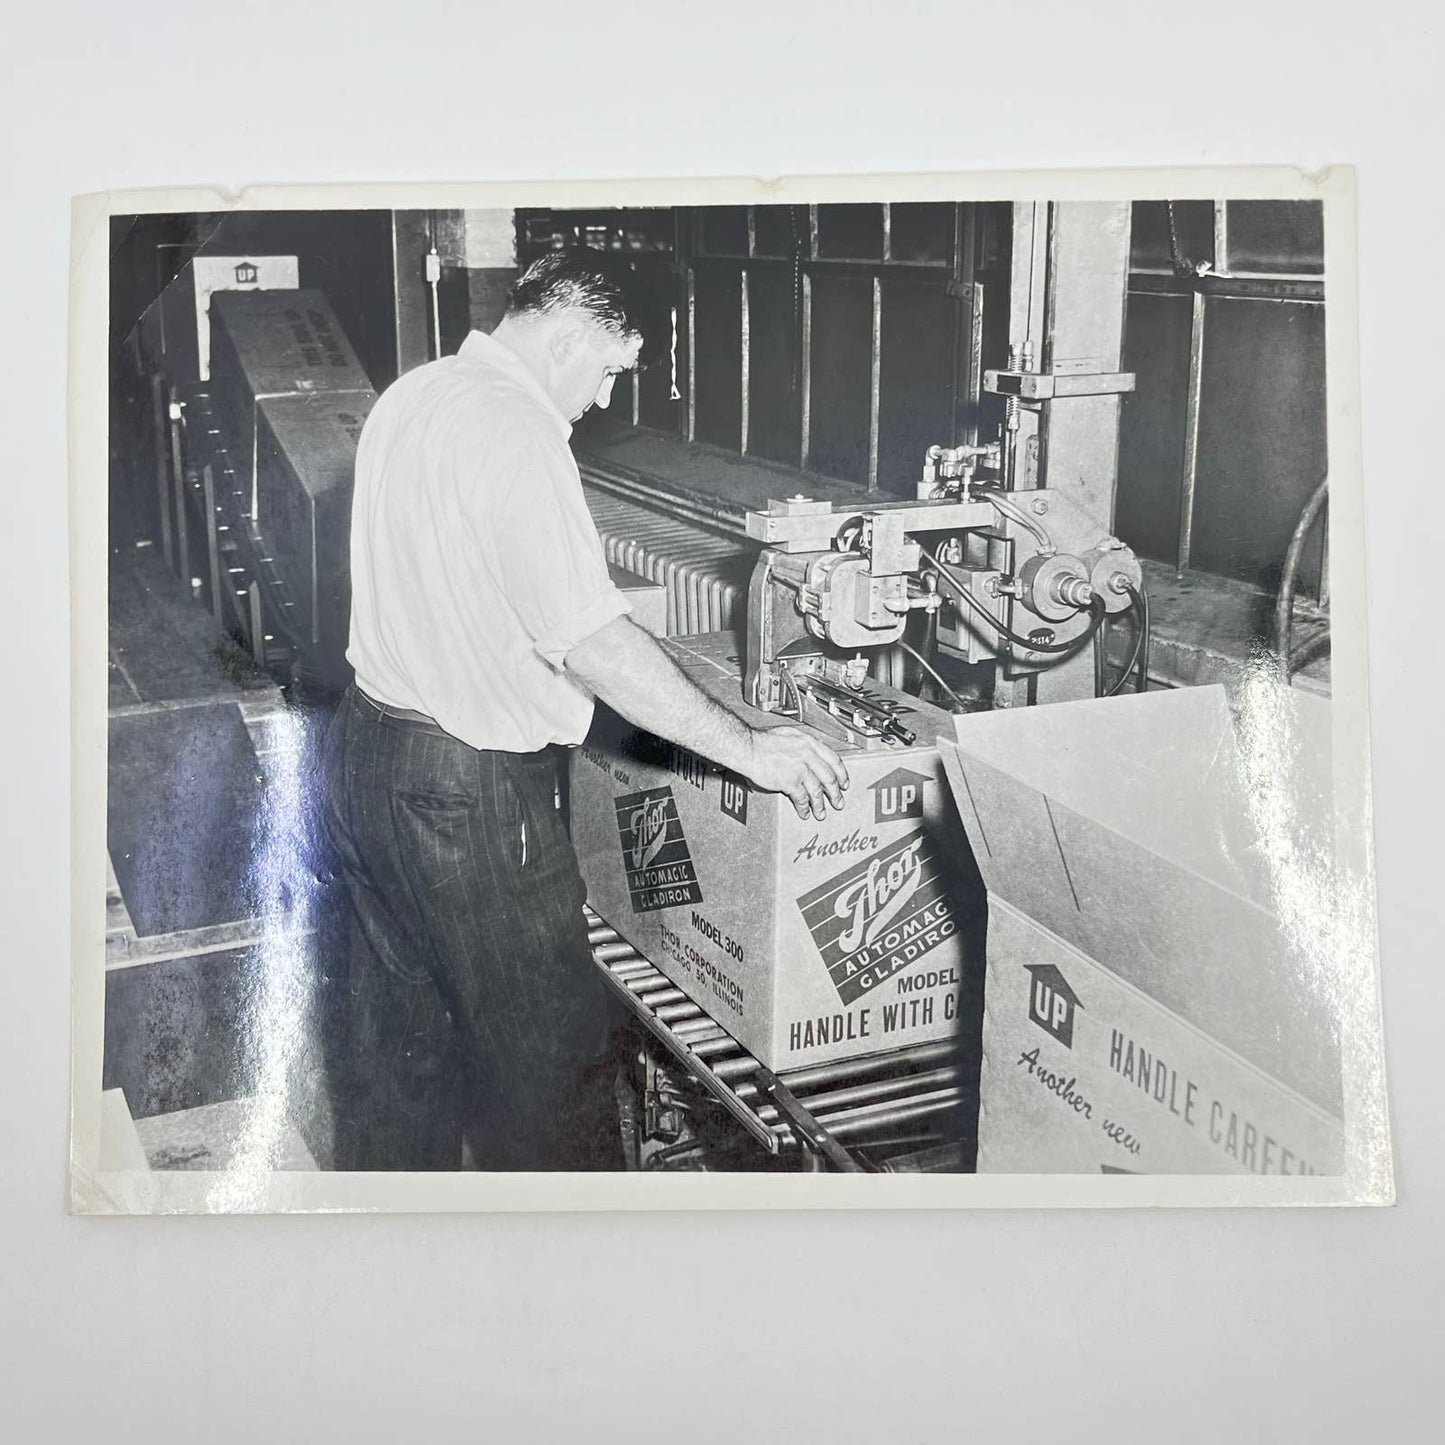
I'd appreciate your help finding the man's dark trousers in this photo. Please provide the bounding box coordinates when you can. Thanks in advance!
[322,685,623,1171]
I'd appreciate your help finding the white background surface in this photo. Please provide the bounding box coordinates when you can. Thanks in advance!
[3,2,1438,1438]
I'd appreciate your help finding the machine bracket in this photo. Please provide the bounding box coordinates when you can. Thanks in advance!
[984,369,1136,401]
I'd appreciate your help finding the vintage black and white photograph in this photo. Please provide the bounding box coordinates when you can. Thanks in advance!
[69,174,1391,1209]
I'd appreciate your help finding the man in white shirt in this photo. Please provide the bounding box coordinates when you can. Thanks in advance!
[324,249,848,1170]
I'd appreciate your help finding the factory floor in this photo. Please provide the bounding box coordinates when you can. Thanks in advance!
[103,539,336,1171]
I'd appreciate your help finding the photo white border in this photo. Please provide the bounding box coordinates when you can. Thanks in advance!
[68,165,1392,1213]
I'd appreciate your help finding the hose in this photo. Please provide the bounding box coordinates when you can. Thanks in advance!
[973,487,1055,554]
[1105,583,1150,697]
[1275,476,1329,671]
[896,639,969,712]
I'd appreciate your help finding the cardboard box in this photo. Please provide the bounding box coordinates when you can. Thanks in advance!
[937,684,1344,1174]
[608,563,666,637]
[570,633,986,1071]
[144,254,302,383]
[207,288,374,511]
[254,392,376,676]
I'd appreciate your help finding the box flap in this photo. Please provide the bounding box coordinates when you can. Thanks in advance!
[938,683,1341,1112]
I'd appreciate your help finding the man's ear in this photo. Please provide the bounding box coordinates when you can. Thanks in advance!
[548,318,586,365]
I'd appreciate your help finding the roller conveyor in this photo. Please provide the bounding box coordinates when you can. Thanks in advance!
[586,908,968,1171]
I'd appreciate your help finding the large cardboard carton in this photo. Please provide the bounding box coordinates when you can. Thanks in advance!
[937,684,1344,1174]
[208,288,373,511]
[143,254,302,382]
[570,634,986,1071]
[254,392,376,681]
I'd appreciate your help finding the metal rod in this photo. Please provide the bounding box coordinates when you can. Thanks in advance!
[592,941,637,962]
[686,267,697,443]
[672,1019,726,1040]
[605,962,654,981]
[688,1037,742,1060]
[740,267,750,454]
[1213,199,1229,278]
[624,975,673,995]
[881,202,891,263]
[655,1001,706,1023]
[868,274,882,492]
[644,989,690,1010]
[800,272,813,469]
[770,1087,963,1146]
[741,1064,959,1114]
[711,1055,761,1081]
[1177,286,1207,575]
[825,1090,963,1141]
[965,281,984,447]
[168,389,190,582]
[151,373,173,569]
[747,206,757,258]
[780,1038,961,1092]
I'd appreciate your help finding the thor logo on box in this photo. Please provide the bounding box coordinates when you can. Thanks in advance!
[796,828,957,1006]
[614,787,703,914]
[1027,962,1082,1048]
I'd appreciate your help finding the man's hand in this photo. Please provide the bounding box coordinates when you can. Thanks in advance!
[743,724,849,821]
[565,616,851,820]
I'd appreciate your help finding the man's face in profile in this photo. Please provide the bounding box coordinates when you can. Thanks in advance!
[554,320,643,423]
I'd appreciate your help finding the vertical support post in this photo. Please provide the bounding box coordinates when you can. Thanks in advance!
[740,267,751,454]
[868,274,882,492]
[1005,201,1050,491]
[1213,200,1230,278]
[1177,287,1207,576]
[686,267,697,444]
[167,387,190,583]
[390,211,435,379]
[1001,200,1134,706]
[151,372,174,570]
[202,463,223,623]
[963,281,984,448]
[800,272,813,469]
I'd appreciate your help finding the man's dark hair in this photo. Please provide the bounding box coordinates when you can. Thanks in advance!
[508,248,651,344]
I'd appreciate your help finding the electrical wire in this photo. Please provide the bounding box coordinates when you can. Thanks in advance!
[1104,582,1151,696]
[895,638,970,712]
[918,543,1105,656]
[1133,580,1150,694]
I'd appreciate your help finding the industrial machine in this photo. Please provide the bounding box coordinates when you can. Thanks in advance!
[742,446,1144,736]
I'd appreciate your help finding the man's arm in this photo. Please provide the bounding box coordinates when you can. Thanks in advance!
[565,616,849,821]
